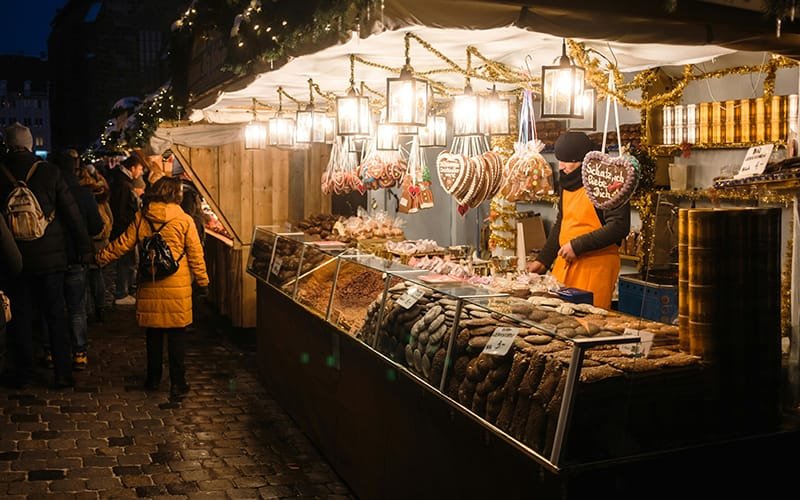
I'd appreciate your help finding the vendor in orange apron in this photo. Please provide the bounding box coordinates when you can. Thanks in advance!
[527,132,630,310]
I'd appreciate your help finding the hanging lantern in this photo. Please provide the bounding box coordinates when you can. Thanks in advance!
[376,123,399,151]
[541,39,585,119]
[244,98,267,150]
[480,85,510,135]
[337,55,371,136]
[419,114,446,147]
[386,33,429,126]
[323,115,336,144]
[296,79,327,143]
[269,88,296,147]
[453,84,481,136]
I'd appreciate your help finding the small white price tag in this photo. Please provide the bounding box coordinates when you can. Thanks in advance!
[270,256,283,276]
[619,328,655,358]
[734,144,774,179]
[396,286,425,309]
[482,327,519,356]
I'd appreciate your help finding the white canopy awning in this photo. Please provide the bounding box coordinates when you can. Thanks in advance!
[189,22,737,124]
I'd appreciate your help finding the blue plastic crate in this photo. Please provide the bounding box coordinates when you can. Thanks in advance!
[617,273,678,323]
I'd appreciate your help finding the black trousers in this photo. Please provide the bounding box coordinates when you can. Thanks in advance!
[145,327,186,387]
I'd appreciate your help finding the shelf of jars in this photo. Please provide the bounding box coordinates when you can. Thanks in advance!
[652,94,797,153]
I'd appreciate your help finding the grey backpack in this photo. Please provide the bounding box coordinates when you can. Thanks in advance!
[1,162,55,241]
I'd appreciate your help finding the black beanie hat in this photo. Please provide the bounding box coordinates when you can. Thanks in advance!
[554,131,593,162]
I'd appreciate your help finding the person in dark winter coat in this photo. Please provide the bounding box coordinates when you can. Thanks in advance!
[108,155,144,305]
[0,215,21,280]
[0,123,93,389]
[39,150,103,371]
[78,162,113,323]
[0,215,21,374]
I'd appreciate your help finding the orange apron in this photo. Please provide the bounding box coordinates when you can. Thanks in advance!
[550,187,620,309]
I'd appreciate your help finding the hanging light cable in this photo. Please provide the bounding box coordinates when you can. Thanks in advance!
[541,38,585,119]
[386,32,429,126]
[269,88,296,147]
[296,78,327,143]
[337,55,371,136]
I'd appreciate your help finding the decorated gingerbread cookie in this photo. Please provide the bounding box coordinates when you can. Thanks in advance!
[581,151,638,210]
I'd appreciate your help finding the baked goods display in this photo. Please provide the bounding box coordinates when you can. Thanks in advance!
[295,211,405,243]
[355,281,695,455]
[294,260,387,331]
[248,233,276,280]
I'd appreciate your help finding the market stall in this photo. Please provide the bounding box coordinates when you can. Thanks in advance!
[150,123,331,328]
[155,0,800,495]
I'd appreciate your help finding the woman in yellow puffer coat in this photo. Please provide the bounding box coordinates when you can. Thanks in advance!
[96,176,209,398]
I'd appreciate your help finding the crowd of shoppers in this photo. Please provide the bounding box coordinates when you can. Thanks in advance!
[0,122,209,395]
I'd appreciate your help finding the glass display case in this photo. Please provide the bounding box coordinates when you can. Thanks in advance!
[247,225,795,471]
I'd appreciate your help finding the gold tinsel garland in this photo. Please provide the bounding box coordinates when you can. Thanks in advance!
[568,40,799,109]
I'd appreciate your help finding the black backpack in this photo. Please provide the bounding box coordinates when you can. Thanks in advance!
[138,217,184,281]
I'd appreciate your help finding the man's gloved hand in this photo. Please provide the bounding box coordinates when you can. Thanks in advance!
[197,286,210,300]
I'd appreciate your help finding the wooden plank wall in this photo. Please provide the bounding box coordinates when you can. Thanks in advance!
[172,140,331,328]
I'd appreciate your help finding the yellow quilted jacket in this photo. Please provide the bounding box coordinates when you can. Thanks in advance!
[96,202,209,328]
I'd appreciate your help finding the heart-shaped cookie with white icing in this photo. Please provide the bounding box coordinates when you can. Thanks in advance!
[436,152,467,194]
[581,151,638,210]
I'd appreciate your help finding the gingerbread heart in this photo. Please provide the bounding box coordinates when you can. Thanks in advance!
[581,151,638,210]
[408,184,420,197]
[436,152,467,194]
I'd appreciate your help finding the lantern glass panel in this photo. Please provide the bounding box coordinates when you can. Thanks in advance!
[419,115,447,147]
[269,117,296,147]
[541,65,585,118]
[336,94,370,136]
[387,76,428,126]
[244,121,267,150]
[376,124,399,151]
[480,95,510,135]
[296,109,326,143]
[453,94,481,136]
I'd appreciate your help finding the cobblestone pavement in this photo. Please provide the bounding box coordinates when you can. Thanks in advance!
[0,287,357,499]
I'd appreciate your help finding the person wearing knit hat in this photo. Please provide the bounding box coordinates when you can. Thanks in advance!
[527,131,630,309]
[3,122,34,152]
[0,123,94,389]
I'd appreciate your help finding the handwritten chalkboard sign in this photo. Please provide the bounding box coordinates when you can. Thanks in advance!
[734,144,774,179]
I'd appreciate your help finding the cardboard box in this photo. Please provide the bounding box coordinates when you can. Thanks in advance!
[517,214,548,254]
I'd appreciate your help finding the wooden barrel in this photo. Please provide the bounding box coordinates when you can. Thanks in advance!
[678,208,690,352]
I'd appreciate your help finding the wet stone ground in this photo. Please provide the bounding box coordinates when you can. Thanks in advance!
[0,279,356,499]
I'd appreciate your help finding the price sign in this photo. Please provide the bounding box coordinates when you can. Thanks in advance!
[482,327,519,356]
[396,286,425,309]
[270,256,283,276]
[619,328,655,358]
[734,144,774,179]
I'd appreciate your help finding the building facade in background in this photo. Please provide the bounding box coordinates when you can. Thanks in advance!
[0,55,51,157]
[48,0,185,152]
